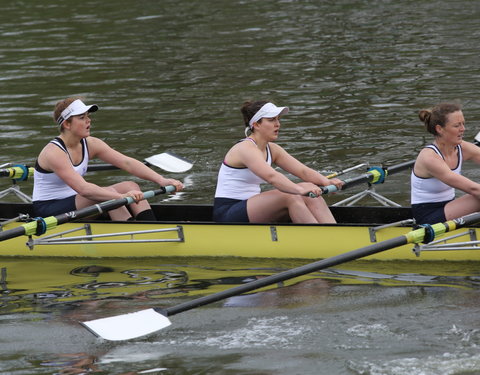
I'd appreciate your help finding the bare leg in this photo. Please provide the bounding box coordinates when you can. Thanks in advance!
[303,196,336,223]
[107,181,151,217]
[247,189,333,224]
[75,181,151,221]
[444,195,480,220]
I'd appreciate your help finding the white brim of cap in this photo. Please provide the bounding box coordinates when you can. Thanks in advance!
[57,99,99,125]
[67,99,98,117]
[261,106,289,118]
[249,103,289,127]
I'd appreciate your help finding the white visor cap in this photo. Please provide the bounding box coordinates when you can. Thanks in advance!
[248,102,289,128]
[57,99,99,125]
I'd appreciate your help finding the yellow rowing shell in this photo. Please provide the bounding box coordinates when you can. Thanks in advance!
[1,218,480,261]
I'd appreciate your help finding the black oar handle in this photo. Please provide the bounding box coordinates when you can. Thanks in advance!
[0,186,176,242]
[88,162,149,172]
[54,186,173,225]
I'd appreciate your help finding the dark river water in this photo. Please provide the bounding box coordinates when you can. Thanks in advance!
[1,0,480,374]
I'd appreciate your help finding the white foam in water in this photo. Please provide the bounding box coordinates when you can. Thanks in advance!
[346,323,405,339]
[205,316,303,349]
[167,316,309,349]
[347,352,480,375]
[447,325,480,347]
[99,343,175,365]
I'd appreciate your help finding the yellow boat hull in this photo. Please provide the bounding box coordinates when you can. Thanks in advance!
[2,220,480,261]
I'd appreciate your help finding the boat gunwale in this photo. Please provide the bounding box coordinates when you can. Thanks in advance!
[0,202,416,226]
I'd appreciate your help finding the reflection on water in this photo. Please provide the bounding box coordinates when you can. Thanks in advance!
[1,257,479,315]
[1,257,479,374]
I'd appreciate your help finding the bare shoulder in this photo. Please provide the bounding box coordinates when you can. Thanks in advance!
[230,139,259,153]
[85,136,105,148]
[417,146,441,160]
[460,140,480,162]
[414,147,443,177]
[38,142,69,171]
[268,142,283,152]
[225,139,261,167]
[460,140,479,154]
[85,136,111,157]
[269,142,292,163]
[39,140,67,158]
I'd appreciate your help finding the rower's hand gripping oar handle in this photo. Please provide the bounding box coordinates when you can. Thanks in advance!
[312,161,415,197]
[307,160,416,197]
[320,184,339,195]
[307,184,337,198]
[130,185,176,203]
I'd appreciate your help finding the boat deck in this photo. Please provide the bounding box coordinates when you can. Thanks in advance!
[0,202,414,226]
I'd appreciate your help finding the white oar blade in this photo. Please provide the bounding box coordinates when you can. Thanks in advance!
[145,152,193,173]
[82,308,171,341]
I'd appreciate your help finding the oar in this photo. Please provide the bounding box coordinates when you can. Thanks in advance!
[474,131,480,146]
[320,159,415,195]
[0,165,34,181]
[81,210,478,341]
[88,152,193,173]
[326,163,366,179]
[0,153,192,181]
[0,185,176,242]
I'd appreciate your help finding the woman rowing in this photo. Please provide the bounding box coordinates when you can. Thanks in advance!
[32,97,183,220]
[411,102,480,224]
[213,100,343,223]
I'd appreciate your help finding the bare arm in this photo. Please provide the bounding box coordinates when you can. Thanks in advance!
[40,143,126,201]
[415,147,480,198]
[271,143,343,189]
[461,140,480,164]
[88,137,183,191]
[226,142,322,196]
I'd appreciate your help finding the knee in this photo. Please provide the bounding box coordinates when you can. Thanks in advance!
[111,181,141,193]
[286,194,307,207]
[304,195,328,209]
[309,195,327,204]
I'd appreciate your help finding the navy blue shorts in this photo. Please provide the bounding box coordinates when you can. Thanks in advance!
[411,200,452,225]
[213,198,249,222]
[33,195,77,217]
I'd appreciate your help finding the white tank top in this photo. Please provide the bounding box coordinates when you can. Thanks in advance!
[215,138,272,200]
[32,137,89,201]
[411,144,462,204]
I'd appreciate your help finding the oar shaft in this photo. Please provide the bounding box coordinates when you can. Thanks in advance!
[0,164,122,174]
[326,163,366,179]
[0,226,30,242]
[53,188,163,226]
[0,166,34,180]
[0,186,175,242]
[87,163,148,172]
[80,210,480,341]
[88,152,193,173]
[163,210,479,318]
[321,159,415,195]
[162,235,408,317]
[386,160,416,174]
